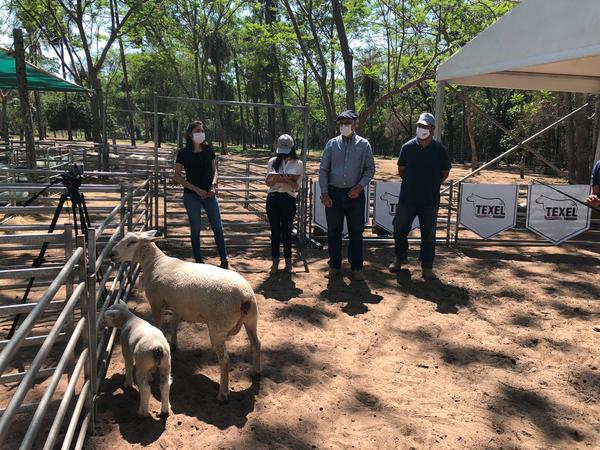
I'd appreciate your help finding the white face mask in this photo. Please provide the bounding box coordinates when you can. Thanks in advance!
[416,127,430,140]
[340,124,353,137]
[192,132,205,144]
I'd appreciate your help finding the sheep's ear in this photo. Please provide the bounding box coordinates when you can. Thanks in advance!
[141,230,160,241]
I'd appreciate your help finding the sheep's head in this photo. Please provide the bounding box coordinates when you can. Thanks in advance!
[109,230,159,263]
[102,300,129,328]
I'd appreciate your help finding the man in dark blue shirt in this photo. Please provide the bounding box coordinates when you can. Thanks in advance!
[592,159,600,196]
[389,113,451,280]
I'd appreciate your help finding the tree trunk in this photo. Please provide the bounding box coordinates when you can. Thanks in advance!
[233,54,247,151]
[58,41,73,140]
[332,0,355,111]
[88,70,104,143]
[465,101,478,171]
[0,92,8,143]
[64,93,73,140]
[118,38,136,146]
[275,52,288,131]
[561,93,576,182]
[34,91,45,140]
[13,29,36,168]
[265,0,277,143]
[573,93,591,183]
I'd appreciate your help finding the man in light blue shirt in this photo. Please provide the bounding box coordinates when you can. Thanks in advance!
[319,110,375,280]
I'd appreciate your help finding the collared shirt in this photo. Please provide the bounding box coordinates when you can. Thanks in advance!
[319,133,375,193]
[397,137,451,206]
[592,159,600,187]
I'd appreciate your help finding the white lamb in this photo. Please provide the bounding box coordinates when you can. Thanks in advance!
[109,230,261,402]
[102,300,171,416]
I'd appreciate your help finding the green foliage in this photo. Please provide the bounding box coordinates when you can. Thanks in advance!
[44,93,92,132]
[7,0,590,172]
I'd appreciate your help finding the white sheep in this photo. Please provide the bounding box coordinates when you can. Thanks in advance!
[109,230,261,402]
[103,300,171,416]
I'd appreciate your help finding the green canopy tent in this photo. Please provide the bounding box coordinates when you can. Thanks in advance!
[0,47,86,92]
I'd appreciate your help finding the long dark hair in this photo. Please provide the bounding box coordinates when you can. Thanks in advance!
[273,147,298,173]
[184,120,209,151]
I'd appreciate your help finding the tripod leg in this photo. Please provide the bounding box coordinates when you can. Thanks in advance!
[71,198,79,235]
[81,193,92,234]
[79,194,108,306]
[7,193,67,340]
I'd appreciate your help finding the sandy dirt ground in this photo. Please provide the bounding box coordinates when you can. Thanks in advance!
[3,154,599,449]
[88,161,600,449]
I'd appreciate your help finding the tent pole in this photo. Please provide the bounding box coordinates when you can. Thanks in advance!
[434,81,446,141]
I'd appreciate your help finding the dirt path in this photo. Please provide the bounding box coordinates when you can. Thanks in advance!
[90,240,600,449]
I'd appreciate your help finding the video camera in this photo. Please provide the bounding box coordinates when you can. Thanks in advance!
[57,163,84,199]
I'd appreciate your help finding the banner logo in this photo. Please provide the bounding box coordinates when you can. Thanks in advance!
[526,184,590,244]
[466,194,506,218]
[534,195,578,221]
[373,182,418,233]
[458,184,518,239]
[379,192,399,216]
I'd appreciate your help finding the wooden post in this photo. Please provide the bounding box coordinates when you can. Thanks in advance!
[13,29,36,169]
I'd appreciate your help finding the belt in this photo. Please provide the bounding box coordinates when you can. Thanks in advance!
[328,185,353,192]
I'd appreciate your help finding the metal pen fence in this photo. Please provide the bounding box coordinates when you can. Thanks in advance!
[0,170,152,449]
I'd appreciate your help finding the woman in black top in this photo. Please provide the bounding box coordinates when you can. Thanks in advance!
[174,121,228,268]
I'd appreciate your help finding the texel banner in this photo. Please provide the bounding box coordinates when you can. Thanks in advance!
[312,181,370,234]
[373,182,419,234]
[458,183,518,239]
[526,184,591,244]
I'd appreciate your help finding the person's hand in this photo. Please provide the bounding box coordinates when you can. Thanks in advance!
[207,184,217,197]
[196,188,208,199]
[321,193,333,208]
[586,194,600,208]
[347,184,363,199]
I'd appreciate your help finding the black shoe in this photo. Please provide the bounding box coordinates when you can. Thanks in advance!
[196,258,205,264]
[220,259,229,269]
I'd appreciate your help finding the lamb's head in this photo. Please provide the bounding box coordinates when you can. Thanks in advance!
[102,300,130,328]
[109,230,159,263]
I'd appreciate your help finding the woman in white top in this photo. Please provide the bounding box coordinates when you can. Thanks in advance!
[265,134,304,273]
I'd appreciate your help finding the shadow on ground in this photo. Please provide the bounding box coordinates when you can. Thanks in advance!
[319,278,383,316]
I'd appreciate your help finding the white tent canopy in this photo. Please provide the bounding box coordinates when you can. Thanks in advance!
[436,0,600,94]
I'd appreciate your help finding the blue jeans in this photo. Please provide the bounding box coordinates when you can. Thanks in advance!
[325,186,365,271]
[393,202,438,269]
[183,191,227,262]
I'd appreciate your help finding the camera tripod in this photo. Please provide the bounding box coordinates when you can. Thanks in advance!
[7,165,104,339]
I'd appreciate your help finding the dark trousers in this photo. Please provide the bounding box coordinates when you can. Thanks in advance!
[266,192,297,259]
[325,186,365,271]
[393,202,439,269]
